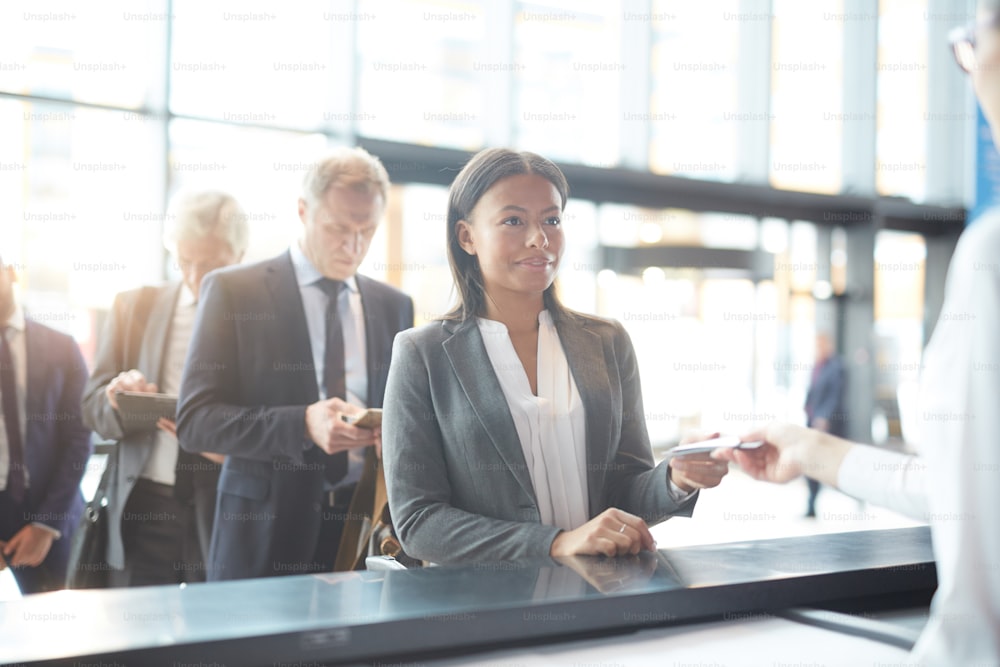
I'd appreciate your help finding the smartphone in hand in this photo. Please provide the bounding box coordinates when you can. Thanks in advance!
[341,408,382,429]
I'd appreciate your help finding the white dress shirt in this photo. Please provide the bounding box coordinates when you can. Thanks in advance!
[1,303,59,537]
[909,211,1000,664]
[289,242,368,488]
[477,310,590,531]
[836,446,928,520]
[140,284,196,485]
[0,303,27,493]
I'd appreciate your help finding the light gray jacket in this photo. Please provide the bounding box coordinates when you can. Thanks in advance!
[383,309,697,565]
[82,283,181,569]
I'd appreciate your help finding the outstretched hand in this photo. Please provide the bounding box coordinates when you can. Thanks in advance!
[711,422,851,487]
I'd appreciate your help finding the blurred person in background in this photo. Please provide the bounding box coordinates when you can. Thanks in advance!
[802,332,847,517]
[82,191,248,586]
[0,255,91,593]
[716,4,1000,662]
[383,148,728,565]
[177,148,413,581]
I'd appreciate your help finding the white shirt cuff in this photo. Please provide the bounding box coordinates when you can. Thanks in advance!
[31,522,61,540]
[666,467,696,502]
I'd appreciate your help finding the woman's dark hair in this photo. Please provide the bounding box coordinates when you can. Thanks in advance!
[444,148,570,321]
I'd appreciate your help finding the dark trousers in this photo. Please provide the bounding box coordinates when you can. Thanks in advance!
[109,479,205,587]
[806,478,821,516]
[0,489,61,594]
[311,485,355,573]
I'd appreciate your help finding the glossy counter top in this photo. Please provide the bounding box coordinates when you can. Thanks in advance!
[0,526,935,666]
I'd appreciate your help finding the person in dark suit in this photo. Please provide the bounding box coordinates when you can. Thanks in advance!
[803,333,847,517]
[177,147,414,581]
[383,149,728,565]
[0,256,92,594]
[82,191,248,586]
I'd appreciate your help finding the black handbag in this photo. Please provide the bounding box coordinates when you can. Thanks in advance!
[65,446,117,589]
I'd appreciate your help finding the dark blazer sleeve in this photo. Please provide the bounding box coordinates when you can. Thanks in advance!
[602,320,696,522]
[177,270,310,463]
[383,330,561,564]
[81,290,134,440]
[35,332,92,533]
[811,357,845,423]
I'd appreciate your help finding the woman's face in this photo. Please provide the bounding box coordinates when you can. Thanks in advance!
[456,173,564,305]
[974,8,1000,141]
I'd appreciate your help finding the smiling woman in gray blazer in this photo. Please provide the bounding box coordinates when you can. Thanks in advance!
[383,148,728,565]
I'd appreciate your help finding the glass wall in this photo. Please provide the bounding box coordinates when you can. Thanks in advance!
[0,1,961,541]
[769,0,845,194]
[648,1,741,180]
[512,1,623,166]
[876,0,930,201]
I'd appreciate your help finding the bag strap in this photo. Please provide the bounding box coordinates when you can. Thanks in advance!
[332,448,379,571]
[358,462,393,565]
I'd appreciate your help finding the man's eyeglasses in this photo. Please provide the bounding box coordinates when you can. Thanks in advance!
[950,15,1000,74]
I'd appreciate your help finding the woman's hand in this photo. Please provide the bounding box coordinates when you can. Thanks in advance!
[669,430,730,493]
[549,508,655,558]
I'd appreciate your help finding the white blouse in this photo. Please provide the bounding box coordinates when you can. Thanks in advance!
[477,310,589,531]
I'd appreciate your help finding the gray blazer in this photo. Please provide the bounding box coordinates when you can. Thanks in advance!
[82,283,199,569]
[383,309,696,565]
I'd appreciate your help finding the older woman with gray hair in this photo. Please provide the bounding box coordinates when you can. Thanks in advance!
[81,189,248,587]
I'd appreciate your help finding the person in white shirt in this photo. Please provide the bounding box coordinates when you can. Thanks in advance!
[82,191,247,586]
[714,5,1000,663]
[383,148,729,564]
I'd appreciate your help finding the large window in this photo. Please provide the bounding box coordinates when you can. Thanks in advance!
[648,0,741,180]
[170,0,351,131]
[512,1,622,166]
[0,1,970,406]
[876,0,930,201]
[0,0,954,565]
[769,0,845,194]
[0,0,166,109]
[356,0,488,149]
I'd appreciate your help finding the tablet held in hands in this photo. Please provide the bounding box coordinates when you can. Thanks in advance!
[114,391,178,435]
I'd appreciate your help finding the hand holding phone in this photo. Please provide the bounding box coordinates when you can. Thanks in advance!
[341,408,382,430]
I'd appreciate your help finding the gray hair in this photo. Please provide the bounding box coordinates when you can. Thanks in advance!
[300,146,390,208]
[163,190,249,256]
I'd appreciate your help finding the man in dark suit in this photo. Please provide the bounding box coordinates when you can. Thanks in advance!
[178,147,414,581]
[0,255,92,594]
[804,332,847,517]
[82,191,248,586]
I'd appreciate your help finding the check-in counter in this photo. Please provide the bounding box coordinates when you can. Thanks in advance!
[0,526,935,666]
